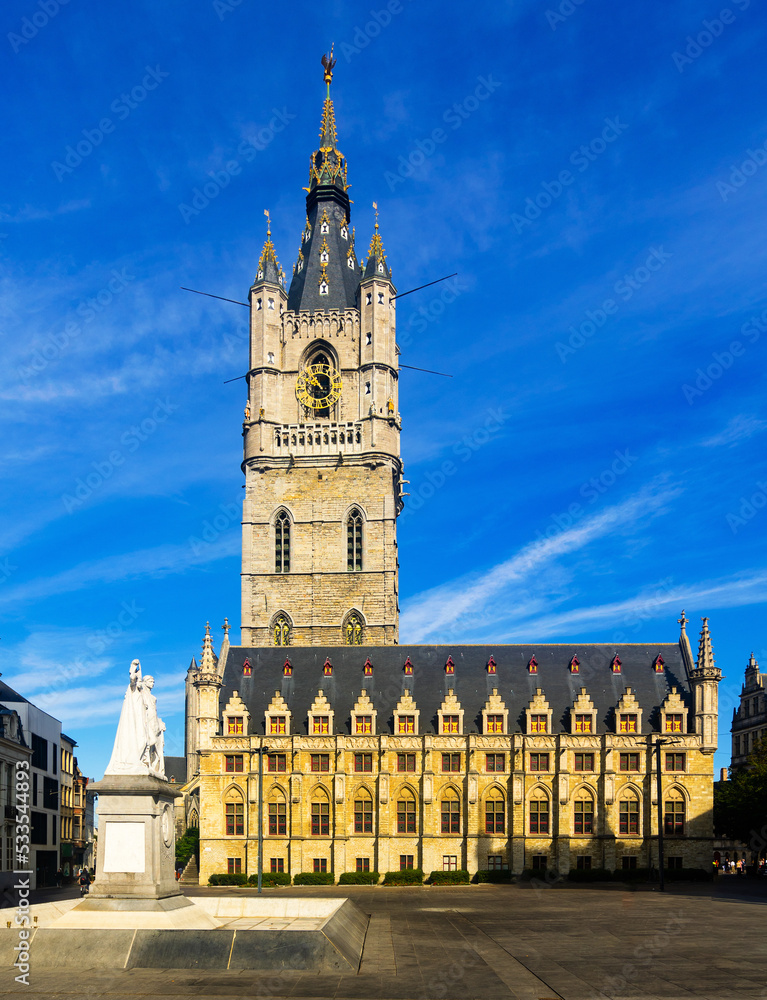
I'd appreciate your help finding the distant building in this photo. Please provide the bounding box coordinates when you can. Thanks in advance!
[0,704,32,894]
[0,678,62,889]
[60,734,76,878]
[731,654,766,767]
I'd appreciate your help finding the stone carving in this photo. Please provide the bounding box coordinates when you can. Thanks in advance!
[105,660,166,778]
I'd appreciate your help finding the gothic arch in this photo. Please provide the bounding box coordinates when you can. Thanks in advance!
[342,608,366,645]
[222,783,244,802]
[353,782,375,800]
[300,339,339,369]
[270,504,296,526]
[345,507,364,572]
[482,783,507,802]
[270,610,293,647]
[272,508,292,575]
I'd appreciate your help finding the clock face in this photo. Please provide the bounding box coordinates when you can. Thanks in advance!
[296,363,342,410]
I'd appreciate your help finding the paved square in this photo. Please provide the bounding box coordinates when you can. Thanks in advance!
[1,879,765,999]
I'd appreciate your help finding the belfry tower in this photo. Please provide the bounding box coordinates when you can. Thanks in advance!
[241,54,402,647]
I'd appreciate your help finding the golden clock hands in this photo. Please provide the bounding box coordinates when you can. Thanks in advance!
[308,375,322,388]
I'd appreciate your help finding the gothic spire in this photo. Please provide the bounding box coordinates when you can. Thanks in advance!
[288,54,360,312]
[696,617,715,672]
[200,621,218,674]
[363,202,392,281]
[254,210,285,288]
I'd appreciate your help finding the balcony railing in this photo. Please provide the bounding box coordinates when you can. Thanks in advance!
[273,422,363,457]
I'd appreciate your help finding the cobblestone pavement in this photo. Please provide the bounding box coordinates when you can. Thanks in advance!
[0,878,765,999]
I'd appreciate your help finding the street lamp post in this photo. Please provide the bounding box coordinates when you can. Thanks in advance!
[654,735,683,892]
[255,743,270,894]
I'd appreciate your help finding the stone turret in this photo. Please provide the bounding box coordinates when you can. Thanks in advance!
[689,617,722,753]
[192,623,223,755]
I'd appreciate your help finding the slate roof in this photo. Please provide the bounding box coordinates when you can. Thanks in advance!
[219,643,692,737]
[165,755,187,784]
[0,679,29,704]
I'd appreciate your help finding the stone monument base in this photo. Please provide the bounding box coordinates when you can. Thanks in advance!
[89,773,182,901]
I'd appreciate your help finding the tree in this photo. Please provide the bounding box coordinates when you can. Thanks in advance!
[714,736,767,856]
[175,825,199,869]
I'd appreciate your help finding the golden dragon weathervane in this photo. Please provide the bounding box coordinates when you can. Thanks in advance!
[321,46,335,92]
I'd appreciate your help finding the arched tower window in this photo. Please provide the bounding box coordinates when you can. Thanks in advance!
[271,612,292,647]
[344,611,364,646]
[275,510,290,573]
[347,507,363,571]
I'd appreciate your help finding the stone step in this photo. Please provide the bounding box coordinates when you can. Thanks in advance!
[179,856,198,886]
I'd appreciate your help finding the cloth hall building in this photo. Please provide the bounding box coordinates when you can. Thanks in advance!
[182,60,721,883]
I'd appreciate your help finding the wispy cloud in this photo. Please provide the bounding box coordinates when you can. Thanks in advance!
[401,484,680,642]
[702,414,767,449]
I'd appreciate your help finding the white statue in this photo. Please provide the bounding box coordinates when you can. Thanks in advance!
[105,660,167,779]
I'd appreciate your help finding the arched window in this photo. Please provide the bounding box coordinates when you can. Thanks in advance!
[271,612,292,647]
[573,790,595,836]
[344,611,364,646]
[618,790,640,835]
[664,788,685,836]
[485,791,505,835]
[224,788,244,837]
[397,789,417,834]
[311,792,330,837]
[347,508,363,571]
[354,790,373,834]
[268,790,287,836]
[529,789,549,835]
[275,510,290,573]
[441,789,460,834]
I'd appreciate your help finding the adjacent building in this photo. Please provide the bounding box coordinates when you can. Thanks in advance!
[0,704,32,894]
[182,60,722,883]
[730,653,766,767]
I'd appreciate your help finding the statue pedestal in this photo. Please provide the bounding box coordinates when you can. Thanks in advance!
[90,774,182,901]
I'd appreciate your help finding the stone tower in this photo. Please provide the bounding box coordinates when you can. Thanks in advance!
[240,60,402,647]
[689,616,722,753]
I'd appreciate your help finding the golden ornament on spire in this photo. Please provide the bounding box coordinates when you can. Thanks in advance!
[321,46,336,87]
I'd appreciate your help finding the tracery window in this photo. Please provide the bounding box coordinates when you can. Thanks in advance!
[529,791,549,834]
[440,791,460,834]
[272,614,291,647]
[485,794,505,835]
[574,794,594,835]
[354,796,373,834]
[619,794,639,835]
[397,793,416,833]
[275,511,290,573]
[347,509,363,571]
[664,791,685,836]
[345,613,363,645]
[268,801,286,836]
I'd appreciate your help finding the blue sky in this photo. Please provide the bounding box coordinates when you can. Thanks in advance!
[1,0,765,779]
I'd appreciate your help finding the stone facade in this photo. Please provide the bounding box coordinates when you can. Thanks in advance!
[731,653,766,767]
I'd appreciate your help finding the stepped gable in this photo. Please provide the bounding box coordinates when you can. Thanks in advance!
[217,644,690,736]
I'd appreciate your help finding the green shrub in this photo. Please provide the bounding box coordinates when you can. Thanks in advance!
[293,871,335,885]
[338,871,380,885]
[663,867,712,882]
[176,825,199,868]
[474,869,513,883]
[382,868,424,885]
[613,867,650,882]
[428,869,470,885]
[567,868,612,882]
[248,871,291,887]
[208,872,247,886]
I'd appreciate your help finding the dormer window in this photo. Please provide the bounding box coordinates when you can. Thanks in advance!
[320,220,329,233]
[347,257,354,269]
[320,249,328,263]
[619,714,638,734]
[341,225,348,239]
[269,715,286,735]
[227,716,244,735]
[297,259,303,272]
[398,715,415,734]
[242,658,252,677]
[378,264,384,275]
[363,656,373,677]
[530,714,548,734]
[257,269,263,280]
[312,715,330,735]
[403,656,413,676]
[487,655,497,674]
[319,281,329,295]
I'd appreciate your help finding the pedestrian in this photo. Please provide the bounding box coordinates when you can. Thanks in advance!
[55,868,62,888]
[78,868,91,896]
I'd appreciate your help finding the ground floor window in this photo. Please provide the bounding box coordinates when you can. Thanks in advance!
[487,855,508,871]
[399,854,414,870]
[313,858,327,873]
[622,856,637,870]
[356,857,370,872]
[667,856,683,869]
[443,855,458,871]
[576,856,592,870]
[270,858,284,873]
[531,855,547,871]
[227,857,242,874]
